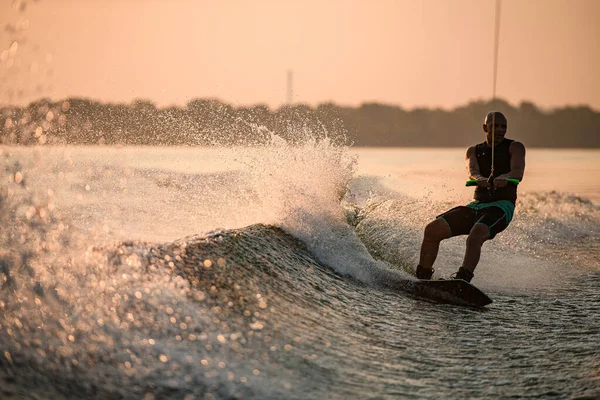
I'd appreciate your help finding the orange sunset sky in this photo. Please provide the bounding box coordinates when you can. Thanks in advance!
[1,0,599,110]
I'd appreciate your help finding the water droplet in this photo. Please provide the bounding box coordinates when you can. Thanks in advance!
[9,42,18,57]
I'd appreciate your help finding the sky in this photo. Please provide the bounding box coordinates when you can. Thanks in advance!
[1,0,599,110]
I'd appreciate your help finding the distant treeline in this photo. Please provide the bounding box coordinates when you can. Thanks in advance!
[1,97,599,147]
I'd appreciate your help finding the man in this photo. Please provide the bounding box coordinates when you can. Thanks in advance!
[415,111,526,282]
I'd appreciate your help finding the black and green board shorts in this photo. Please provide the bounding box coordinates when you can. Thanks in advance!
[437,200,515,239]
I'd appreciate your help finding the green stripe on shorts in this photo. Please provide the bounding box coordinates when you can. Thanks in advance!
[466,200,515,224]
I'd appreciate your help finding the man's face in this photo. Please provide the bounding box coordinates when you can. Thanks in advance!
[483,116,507,145]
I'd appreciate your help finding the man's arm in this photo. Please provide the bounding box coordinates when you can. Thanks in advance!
[465,146,489,187]
[494,141,526,187]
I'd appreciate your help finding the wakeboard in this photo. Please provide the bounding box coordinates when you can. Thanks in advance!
[403,279,493,308]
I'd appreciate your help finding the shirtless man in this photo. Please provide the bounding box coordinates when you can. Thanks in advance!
[415,111,526,282]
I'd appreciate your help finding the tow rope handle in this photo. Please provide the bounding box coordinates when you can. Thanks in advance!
[465,178,519,187]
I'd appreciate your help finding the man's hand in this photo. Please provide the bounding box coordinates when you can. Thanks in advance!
[494,175,509,188]
[476,176,491,188]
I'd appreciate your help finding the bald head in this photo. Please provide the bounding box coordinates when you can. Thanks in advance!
[483,111,508,145]
[484,111,507,126]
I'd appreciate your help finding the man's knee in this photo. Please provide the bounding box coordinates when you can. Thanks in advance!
[466,223,489,247]
[424,218,451,242]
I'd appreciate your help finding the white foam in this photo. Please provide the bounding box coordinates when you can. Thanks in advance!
[223,127,412,284]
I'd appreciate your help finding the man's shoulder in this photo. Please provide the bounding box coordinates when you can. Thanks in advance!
[467,141,486,151]
[508,140,526,151]
[466,144,478,157]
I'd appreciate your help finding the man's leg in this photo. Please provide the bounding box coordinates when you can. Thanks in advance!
[461,223,489,273]
[456,206,508,282]
[417,218,452,278]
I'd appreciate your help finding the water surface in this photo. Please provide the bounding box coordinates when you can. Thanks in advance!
[1,145,598,399]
